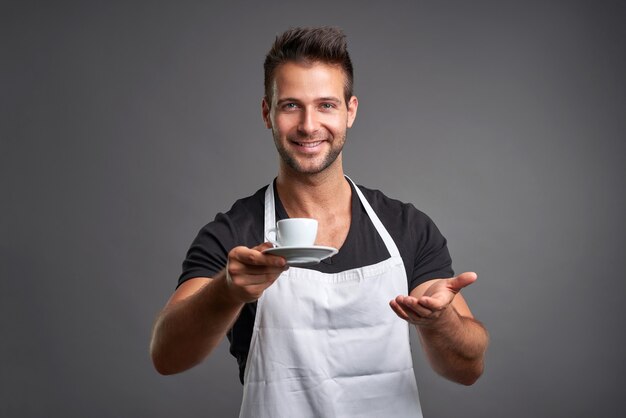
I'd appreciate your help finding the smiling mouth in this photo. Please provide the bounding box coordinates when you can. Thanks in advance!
[292,140,324,148]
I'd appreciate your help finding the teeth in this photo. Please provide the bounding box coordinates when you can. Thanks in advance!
[296,141,322,148]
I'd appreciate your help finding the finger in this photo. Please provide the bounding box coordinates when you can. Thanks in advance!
[227,255,286,292]
[226,264,286,289]
[391,299,424,323]
[418,295,448,312]
[235,273,283,286]
[396,295,434,318]
[389,299,410,321]
[254,242,289,266]
[397,299,435,323]
[228,266,288,281]
[253,242,276,251]
[229,262,288,276]
[230,246,286,267]
[447,271,478,293]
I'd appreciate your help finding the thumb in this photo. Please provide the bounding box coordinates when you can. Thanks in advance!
[448,272,478,293]
[253,242,275,251]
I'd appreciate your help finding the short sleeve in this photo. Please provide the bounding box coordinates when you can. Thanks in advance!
[178,212,238,288]
[409,209,454,291]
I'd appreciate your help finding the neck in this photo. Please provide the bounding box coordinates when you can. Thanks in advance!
[276,158,350,218]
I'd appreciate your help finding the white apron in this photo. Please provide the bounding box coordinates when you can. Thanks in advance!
[239,178,422,418]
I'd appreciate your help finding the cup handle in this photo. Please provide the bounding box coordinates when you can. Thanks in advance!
[266,227,279,247]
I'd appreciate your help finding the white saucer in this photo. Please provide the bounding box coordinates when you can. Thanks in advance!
[263,245,338,266]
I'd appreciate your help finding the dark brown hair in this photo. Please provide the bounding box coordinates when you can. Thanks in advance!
[264,26,354,105]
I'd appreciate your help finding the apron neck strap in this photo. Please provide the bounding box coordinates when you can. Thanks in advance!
[345,176,401,258]
[264,180,277,242]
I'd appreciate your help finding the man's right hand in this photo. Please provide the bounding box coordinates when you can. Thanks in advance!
[150,242,287,375]
[225,242,289,303]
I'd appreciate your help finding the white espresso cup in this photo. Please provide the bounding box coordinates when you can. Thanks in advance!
[267,218,318,247]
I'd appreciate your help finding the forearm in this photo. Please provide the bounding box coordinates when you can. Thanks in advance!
[150,271,244,375]
[417,307,489,385]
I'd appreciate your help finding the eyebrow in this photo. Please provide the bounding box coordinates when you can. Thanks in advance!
[276,96,342,105]
[317,97,342,103]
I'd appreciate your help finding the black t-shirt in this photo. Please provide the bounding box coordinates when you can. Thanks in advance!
[179,179,454,383]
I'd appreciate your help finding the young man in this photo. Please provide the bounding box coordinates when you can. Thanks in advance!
[150,27,488,417]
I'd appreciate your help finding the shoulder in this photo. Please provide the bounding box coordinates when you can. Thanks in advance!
[356,184,448,253]
[356,184,434,229]
[221,185,268,224]
[193,185,268,247]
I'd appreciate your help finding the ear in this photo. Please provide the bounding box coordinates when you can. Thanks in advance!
[262,97,272,129]
[346,96,358,128]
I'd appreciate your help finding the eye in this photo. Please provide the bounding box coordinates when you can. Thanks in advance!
[282,102,299,111]
[320,102,336,110]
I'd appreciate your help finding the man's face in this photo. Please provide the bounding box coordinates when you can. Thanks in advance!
[262,61,358,175]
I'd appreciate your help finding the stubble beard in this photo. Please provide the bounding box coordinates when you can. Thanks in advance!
[273,131,346,175]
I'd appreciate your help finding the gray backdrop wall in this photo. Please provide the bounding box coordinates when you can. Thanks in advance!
[3,0,625,417]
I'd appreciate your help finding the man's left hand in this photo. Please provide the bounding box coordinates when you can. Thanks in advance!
[389,272,477,327]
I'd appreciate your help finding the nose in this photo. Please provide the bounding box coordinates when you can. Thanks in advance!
[298,107,319,137]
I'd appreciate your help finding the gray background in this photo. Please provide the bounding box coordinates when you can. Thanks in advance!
[3,0,625,417]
